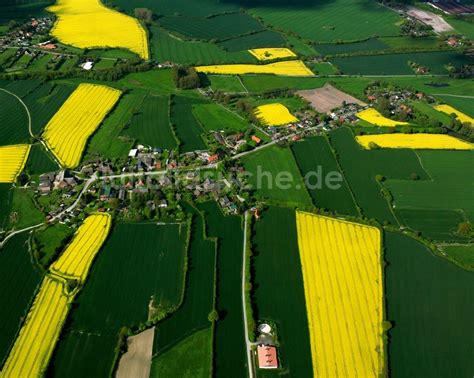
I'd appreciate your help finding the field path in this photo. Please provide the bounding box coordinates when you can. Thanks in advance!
[241,210,255,378]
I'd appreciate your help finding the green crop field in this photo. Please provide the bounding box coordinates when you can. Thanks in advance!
[0,233,42,367]
[85,89,145,160]
[0,2,50,24]
[152,206,215,376]
[48,333,117,378]
[242,145,312,206]
[329,127,429,225]
[291,136,358,216]
[197,201,246,378]
[315,38,390,56]
[441,244,474,271]
[218,30,286,52]
[25,143,58,175]
[112,0,238,18]
[384,231,474,378]
[385,150,474,241]
[150,327,212,378]
[3,79,42,98]
[380,36,441,50]
[208,75,247,93]
[159,13,264,41]
[332,51,473,75]
[93,58,116,70]
[252,206,313,377]
[150,26,255,65]
[447,16,474,40]
[117,70,176,94]
[123,95,177,149]
[170,96,207,153]
[192,103,248,132]
[249,0,401,42]
[0,89,30,145]
[50,222,189,377]
[23,83,76,136]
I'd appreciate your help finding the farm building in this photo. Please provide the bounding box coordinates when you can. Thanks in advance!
[257,345,278,369]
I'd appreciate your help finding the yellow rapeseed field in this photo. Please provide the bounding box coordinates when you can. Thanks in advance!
[47,0,149,59]
[254,103,298,126]
[195,60,314,77]
[1,277,70,378]
[42,83,121,168]
[356,133,474,150]
[356,108,409,127]
[248,48,296,61]
[434,104,474,125]
[296,211,384,377]
[0,144,31,183]
[51,213,112,282]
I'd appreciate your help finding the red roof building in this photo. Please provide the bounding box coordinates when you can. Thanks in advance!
[257,345,278,369]
[208,154,219,163]
[42,43,57,50]
[251,135,262,144]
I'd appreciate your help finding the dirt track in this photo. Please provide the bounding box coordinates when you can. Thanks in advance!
[407,7,453,33]
[116,327,155,378]
[297,83,366,113]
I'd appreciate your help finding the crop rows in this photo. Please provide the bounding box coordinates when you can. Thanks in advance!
[196,60,314,76]
[48,0,149,59]
[254,103,298,126]
[356,134,474,150]
[356,108,408,127]
[0,144,31,183]
[1,277,70,377]
[296,211,384,377]
[50,213,112,283]
[42,83,121,168]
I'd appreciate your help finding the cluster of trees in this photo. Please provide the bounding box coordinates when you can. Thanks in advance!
[401,19,433,37]
[2,58,152,81]
[172,66,201,89]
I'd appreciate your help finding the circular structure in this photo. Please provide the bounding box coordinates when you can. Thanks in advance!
[258,323,272,334]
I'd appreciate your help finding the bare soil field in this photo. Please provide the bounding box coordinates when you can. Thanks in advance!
[116,327,155,378]
[407,7,454,33]
[297,83,366,113]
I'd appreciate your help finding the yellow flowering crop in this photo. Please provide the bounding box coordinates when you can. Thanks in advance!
[254,103,298,126]
[296,211,384,378]
[195,60,314,77]
[1,277,70,378]
[0,144,31,183]
[356,133,474,150]
[356,108,409,127]
[42,84,121,168]
[248,48,296,61]
[51,213,112,282]
[434,104,474,125]
[47,0,149,59]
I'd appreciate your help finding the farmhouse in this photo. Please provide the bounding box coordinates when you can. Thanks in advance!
[257,345,278,369]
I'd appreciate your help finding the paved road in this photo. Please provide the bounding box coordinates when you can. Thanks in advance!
[241,211,255,378]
